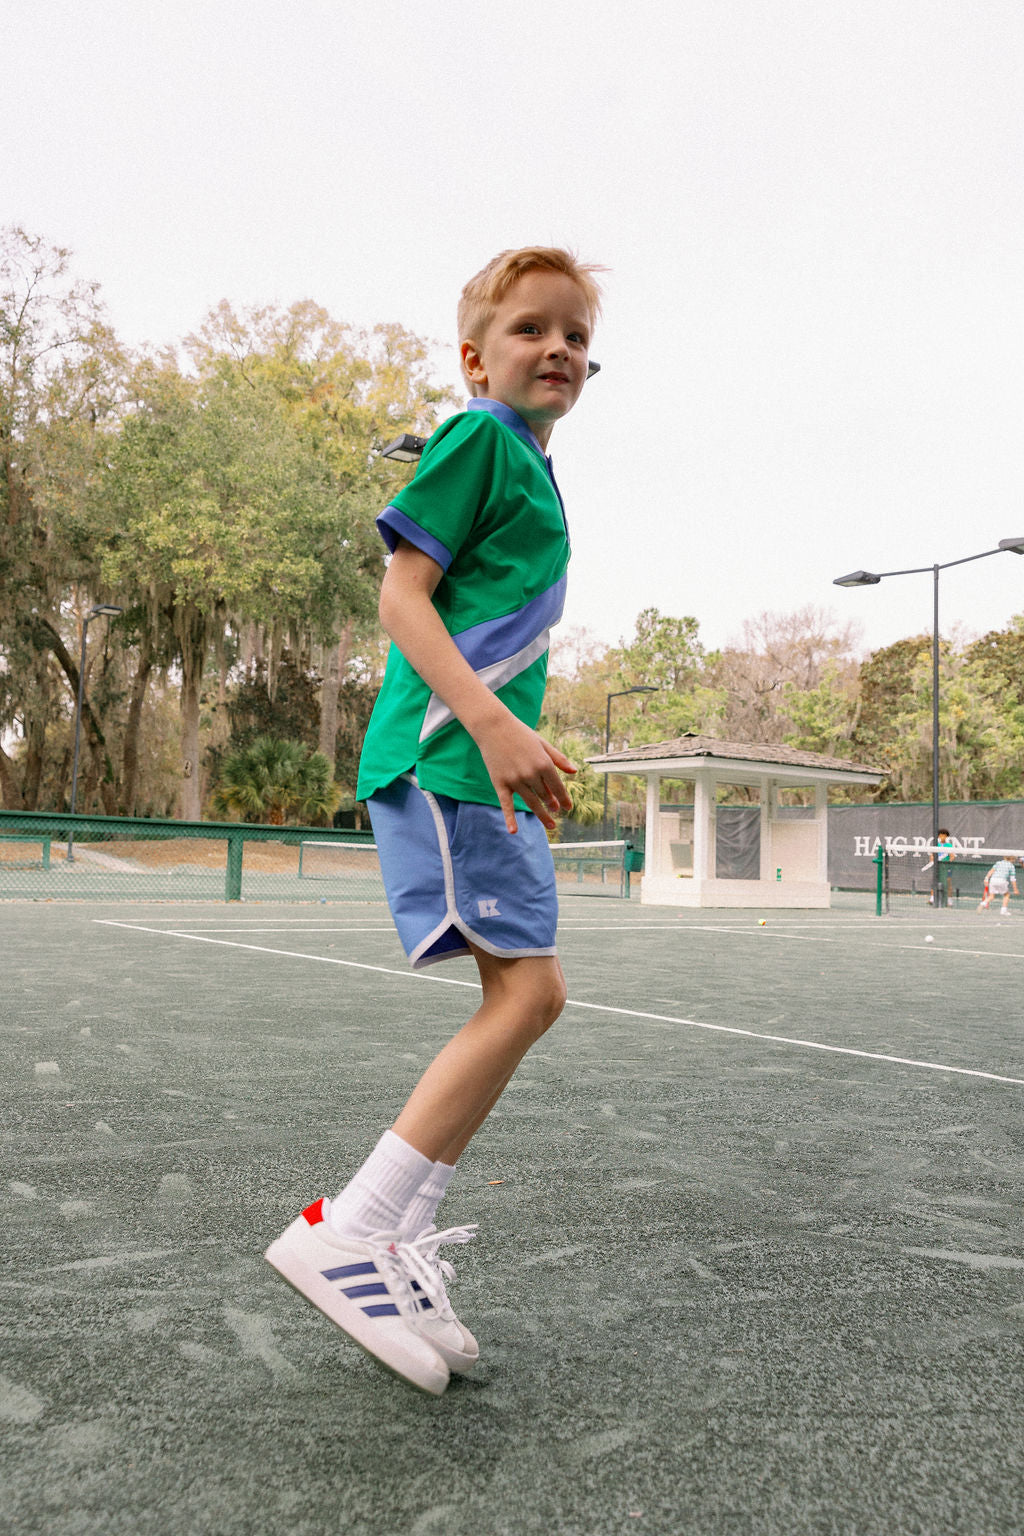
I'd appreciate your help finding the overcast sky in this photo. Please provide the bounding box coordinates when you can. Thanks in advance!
[8,0,1024,659]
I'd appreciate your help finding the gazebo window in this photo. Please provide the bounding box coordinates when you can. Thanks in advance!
[775,785,816,819]
[657,778,695,877]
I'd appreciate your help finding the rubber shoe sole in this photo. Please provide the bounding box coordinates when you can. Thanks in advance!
[412,1307,479,1375]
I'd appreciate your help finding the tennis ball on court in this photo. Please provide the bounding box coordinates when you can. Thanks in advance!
[758,918,767,926]
[925,935,934,942]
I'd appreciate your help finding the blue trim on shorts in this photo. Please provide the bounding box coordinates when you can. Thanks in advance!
[367,776,558,969]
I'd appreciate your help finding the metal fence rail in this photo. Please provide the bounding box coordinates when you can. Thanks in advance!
[0,810,380,903]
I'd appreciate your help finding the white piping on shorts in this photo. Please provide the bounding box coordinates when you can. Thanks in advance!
[407,776,557,969]
[418,629,551,744]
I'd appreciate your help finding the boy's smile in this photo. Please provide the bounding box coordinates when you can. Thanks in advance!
[460,271,592,449]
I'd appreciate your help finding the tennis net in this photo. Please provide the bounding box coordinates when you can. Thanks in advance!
[300,837,634,899]
[298,840,386,898]
[880,844,1024,913]
[549,839,633,897]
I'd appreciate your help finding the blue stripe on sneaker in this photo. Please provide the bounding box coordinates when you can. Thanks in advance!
[321,1261,378,1281]
[363,1302,401,1317]
[342,1282,390,1301]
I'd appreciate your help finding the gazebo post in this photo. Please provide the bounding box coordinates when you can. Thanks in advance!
[759,774,770,881]
[644,774,659,886]
[693,771,712,897]
[815,782,829,884]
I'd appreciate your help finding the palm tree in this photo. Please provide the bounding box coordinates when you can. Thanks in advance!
[210,736,342,825]
[546,733,606,837]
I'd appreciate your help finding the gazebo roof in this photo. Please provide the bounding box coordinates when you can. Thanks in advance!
[587,733,882,781]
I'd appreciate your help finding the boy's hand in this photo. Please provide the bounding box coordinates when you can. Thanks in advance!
[476,717,577,833]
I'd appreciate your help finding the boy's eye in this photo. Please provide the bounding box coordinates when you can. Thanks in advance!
[568,332,586,345]
[519,323,540,334]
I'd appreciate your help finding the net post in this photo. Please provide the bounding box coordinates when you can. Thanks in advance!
[225,831,244,901]
[874,843,885,916]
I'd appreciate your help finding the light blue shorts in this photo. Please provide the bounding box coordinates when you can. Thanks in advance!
[367,775,559,969]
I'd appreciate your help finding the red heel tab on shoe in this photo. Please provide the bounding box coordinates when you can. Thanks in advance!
[302,1198,326,1226]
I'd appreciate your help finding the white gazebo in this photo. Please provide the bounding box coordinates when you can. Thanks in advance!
[588,734,883,908]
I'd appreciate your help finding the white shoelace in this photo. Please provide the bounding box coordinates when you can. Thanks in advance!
[400,1225,478,1318]
[358,1224,477,1323]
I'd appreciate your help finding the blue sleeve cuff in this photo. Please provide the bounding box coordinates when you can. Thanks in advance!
[376,505,454,572]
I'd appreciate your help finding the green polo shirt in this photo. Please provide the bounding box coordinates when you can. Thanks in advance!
[356,400,571,806]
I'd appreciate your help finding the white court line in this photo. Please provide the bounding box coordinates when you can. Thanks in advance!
[101,925,401,935]
[562,924,834,942]
[888,942,1024,960]
[97,917,1024,959]
[566,924,1024,960]
[126,915,389,921]
[95,921,1024,1087]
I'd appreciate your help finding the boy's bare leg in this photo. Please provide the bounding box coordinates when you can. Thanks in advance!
[391,948,566,1164]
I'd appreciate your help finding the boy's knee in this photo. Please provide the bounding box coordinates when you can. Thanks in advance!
[477,953,567,1040]
[531,966,567,1035]
[505,966,566,1044]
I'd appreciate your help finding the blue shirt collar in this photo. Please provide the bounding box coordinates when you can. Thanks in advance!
[467,398,548,460]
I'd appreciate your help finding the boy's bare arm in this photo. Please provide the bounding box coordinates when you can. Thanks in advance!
[379,540,576,833]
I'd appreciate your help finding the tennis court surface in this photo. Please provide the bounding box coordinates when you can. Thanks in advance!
[4,898,1023,1536]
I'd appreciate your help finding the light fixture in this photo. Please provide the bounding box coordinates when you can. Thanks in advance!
[380,433,428,463]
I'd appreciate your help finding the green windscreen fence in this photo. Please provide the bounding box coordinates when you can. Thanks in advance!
[0,813,635,903]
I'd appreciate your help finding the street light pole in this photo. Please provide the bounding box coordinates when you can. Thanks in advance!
[602,686,657,836]
[834,537,1024,908]
[67,604,123,863]
[932,563,940,905]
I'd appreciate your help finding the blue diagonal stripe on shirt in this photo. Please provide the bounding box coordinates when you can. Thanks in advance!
[418,576,566,744]
[449,575,566,672]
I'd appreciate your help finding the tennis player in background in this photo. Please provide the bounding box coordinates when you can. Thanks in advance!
[266,247,605,1393]
[978,856,1019,916]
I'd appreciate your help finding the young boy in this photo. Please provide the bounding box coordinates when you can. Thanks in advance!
[979,856,1019,915]
[265,247,604,1394]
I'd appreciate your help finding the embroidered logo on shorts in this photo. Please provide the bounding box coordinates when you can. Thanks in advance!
[477,898,501,918]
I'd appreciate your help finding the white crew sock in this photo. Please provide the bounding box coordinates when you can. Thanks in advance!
[400,1161,457,1240]
[326,1129,434,1239]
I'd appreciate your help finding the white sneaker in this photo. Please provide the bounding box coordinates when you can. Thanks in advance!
[264,1199,449,1395]
[403,1225,480,1374]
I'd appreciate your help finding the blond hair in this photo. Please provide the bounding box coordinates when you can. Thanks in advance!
[457,247,605,387]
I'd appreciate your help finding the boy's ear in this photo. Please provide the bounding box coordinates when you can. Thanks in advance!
[460,338,488,389]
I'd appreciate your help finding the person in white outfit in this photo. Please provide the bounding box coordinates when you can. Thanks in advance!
[979,857,1019,915]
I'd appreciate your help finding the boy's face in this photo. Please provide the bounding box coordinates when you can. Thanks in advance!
[460,270,592,449]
